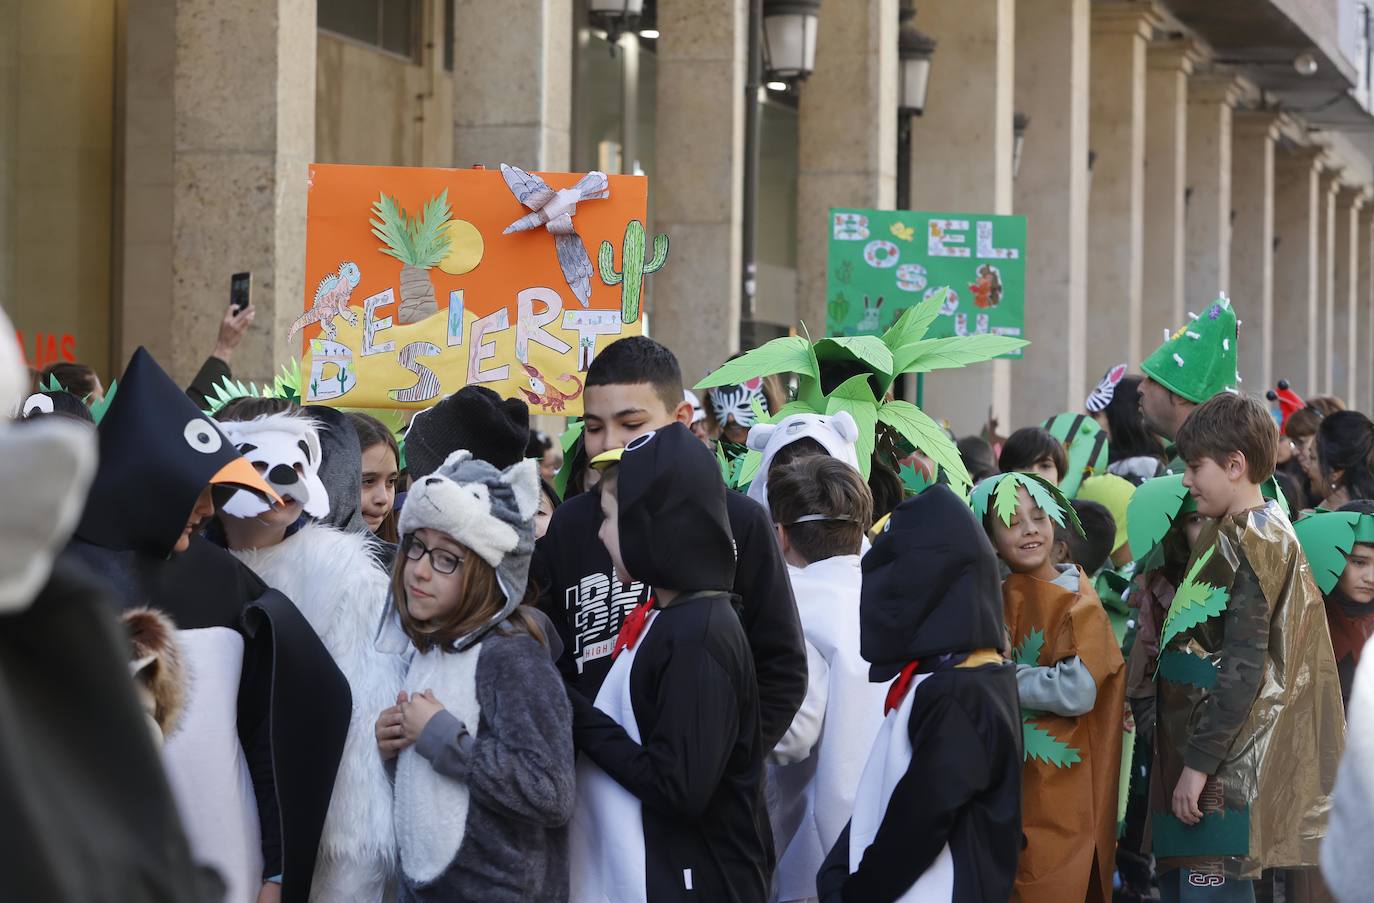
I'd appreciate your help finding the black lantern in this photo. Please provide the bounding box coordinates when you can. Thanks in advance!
[898,1,936,116]
[763,0,821,83]
[588,0,644,45]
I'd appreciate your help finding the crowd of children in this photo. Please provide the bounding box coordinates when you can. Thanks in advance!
[5,289,1374,903]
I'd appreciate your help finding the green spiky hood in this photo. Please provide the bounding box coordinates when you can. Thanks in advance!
[971,471,1084,538]
[1140,295,1240,404]
[694,291,1028,496]
[1043,412,1109,499]
[1294,509,1374,595]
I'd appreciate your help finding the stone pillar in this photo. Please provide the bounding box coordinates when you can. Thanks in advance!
[906,0,1013,434]
[1315,167,1341,394]
[1229,112,1278,390]
[1141,41,1195,344]
[1086,2,1156,380]
[649,0,747,386]
[452,0,572,170]
[117,0,316,385]
[1010,0,1090,424]
[1185,74,1240,311]
[1359,204,1374,408]
[1271,147,1322,391]
[1332,187,1363,405]
[0,0,14,319]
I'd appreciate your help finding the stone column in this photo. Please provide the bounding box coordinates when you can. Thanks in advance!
[1141,41,1195,343]
[1229,112,1278,390]
[0,0,14,319]
[649,0,747,386]
[1316,166,1341,394]
[1086,2,1156,380]
[452,0,572,169]
[906,0,1013,434]
[1359,204,1374,408]
[1010,0,1090,424]
[1271,147,1322,391]
[1332,186,1363,405]
[117,0,316,385]
[1185,73,1240,311]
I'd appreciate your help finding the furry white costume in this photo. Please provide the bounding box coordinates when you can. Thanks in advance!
[224,413,405,902]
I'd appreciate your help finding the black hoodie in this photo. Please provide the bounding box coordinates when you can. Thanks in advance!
[817,485,1023,903]
[64,348,350,902]
[571,423,771,903]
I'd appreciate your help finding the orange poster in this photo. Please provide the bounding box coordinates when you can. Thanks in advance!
[299,163,660,415]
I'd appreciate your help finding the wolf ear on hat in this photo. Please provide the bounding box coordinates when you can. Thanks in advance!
[747,422,779,452]
[500,458,541,521]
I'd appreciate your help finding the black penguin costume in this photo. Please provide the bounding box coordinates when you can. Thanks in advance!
[570,422,771,903]
[817,484,1023,903]
[66,347,351,902]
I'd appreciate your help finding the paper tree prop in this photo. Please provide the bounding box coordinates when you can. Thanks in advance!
[1126,474,1192,568]
[1043,412,1109,499]
[971,471,1085,538]
[500,164,609,309]
[599,220,669,324]
[694,291,1028,494]
[371,190,453,324]
[1140,295,1240,404]
[1158,546,1230,650]
[1294,510,1374,595]
[1012,628,1082,768]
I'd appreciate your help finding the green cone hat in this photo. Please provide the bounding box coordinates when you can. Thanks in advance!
[1140,295,1240,404]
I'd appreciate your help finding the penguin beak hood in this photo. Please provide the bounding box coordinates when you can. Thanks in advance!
[209,456,280,505]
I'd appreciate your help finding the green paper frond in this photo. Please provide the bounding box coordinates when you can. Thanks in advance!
[40,373,68,394]
[88,380,118,425]
[1127,475,1192,567]
[1294,510,1363,595]
[893,334,1030,376]
[370,190,452,269]
[877,401,970,496]
[553,419,585,500]
[881,295,943,349]
[898,461,933,496]
[273,358,303,403]
[1022,716,1081,768]
[1158,546,1230,649]
[1013,628,1045,667]
[694,336,819,389]
[972,472,1079,534]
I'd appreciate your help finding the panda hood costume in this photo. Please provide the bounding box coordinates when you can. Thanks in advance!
[66,347,351,903]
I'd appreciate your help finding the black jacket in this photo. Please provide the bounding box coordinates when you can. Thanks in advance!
[817,485,1023,903]
[570,423,772,902]
[533,466,805,750]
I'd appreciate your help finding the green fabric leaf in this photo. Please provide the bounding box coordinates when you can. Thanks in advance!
[1157,650,1219,689]
[893,335,1030,375]
[878,400,971,496]
[825,375,880,478]
[880,294,944,350]
[1127,475,1191,568]
[1013,627,1045,666]
[1022,716,1081,768]
[694,336,819,389]
[1294,510,1363,595]
[1159,546,1230,650]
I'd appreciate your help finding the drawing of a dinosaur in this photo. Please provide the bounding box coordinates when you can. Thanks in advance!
[289,261,362,343]
[518,363,584,414]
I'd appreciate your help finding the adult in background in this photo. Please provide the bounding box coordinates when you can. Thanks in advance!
[186,300,257,410]
[1085,365,1166,485]
[1317,410,1374,508]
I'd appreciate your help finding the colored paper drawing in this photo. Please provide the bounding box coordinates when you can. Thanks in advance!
[598,219,669,324]
[299,164,650,414]
[829,208,1027,357]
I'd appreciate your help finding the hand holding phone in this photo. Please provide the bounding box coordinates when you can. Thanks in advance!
[230,272,252,312]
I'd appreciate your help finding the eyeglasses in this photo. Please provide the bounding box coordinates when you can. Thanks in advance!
[403,536,464,575]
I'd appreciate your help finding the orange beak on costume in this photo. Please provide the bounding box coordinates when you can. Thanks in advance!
[209,456,282,506]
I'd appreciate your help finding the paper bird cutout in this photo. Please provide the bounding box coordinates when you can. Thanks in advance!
[500,164,610,308]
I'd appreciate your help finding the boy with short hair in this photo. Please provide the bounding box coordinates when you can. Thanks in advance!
[1154,393,1343,898]
[765,456,887,903]
[534,336,806,751]
[570,423,769,902]
[976,471,1126,903]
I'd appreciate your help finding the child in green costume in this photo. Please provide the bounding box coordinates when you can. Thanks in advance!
[1294,500,1374,706]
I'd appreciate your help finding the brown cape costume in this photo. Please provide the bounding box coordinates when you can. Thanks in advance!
[1004,566,1126,903]
[1151,501,1344,878]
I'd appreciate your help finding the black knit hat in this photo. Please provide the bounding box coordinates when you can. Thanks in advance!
[404,385,531,478]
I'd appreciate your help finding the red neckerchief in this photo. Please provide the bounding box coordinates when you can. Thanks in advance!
[884,660,922,714]
[612,597,656,660]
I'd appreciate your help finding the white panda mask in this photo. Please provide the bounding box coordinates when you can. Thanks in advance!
[218,414,330,520]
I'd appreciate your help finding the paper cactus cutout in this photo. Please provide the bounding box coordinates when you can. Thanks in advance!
[1159,546,1230,650]
[1022,716,1082,768]
[598,219,669,324]
[1013,628,1046,667]
[971,472,1085,538]
[695,292,1028,495]
[1294,510,1374,595]
[1043,412,1110,499]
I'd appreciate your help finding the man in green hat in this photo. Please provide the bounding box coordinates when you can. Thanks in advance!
[1138,296,1241,475]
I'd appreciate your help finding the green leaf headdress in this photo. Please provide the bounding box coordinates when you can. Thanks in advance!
[1042,412,1109,499]
[693,291,1028,496]
[1294,510,1374,595]
[970,471,1085,538]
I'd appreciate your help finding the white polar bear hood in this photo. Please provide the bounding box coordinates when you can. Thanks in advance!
[745,411,862,510]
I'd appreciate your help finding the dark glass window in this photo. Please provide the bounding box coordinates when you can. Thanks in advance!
[319,0,418,60]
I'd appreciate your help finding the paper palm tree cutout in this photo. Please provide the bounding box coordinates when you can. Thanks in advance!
[1158,546,1230,650]
[500,164,610,308]
[694,291,1028,496]
[371,190,453,324]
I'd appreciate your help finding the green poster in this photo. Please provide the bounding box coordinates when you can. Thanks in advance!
[827,208,1027,357]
